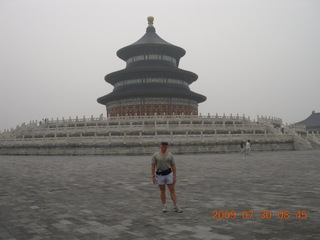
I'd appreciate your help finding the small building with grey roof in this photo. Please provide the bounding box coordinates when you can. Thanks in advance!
[296,111,320,132]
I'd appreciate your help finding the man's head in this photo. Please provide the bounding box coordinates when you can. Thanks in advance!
[160,141,169,152]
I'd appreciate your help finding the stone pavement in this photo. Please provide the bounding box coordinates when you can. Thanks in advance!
[0,150,319,240]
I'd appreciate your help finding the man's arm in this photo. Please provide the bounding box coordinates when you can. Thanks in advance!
[151,163,156,184]
[172,164,177,184]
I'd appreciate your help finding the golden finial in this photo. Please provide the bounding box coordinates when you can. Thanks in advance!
[147,16,154,27]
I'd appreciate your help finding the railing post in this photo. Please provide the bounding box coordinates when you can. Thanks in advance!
[154,131,158,144]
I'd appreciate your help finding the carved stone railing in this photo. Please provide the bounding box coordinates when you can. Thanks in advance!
[0,114,273,141]
[287,124,307,134]
[306,132,320,147]
[1,113,311,152]
[281,124,312,150]
[0,133,292,146]
[257,115,283,127]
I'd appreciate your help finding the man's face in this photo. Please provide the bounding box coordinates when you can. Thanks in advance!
[160,144,168,151]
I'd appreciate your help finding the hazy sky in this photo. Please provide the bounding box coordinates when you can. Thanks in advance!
[1,0,319,131]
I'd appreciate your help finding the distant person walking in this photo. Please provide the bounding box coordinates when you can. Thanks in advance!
[240,141,245,155]
[245,140,251,156]
[151,141,183,213]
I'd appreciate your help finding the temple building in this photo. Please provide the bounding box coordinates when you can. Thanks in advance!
[97,16,206,117]
[296,111,320,132]
[2,17,320,155]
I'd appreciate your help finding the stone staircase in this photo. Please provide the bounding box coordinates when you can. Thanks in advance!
[307,133,320,149]
[258,116,313,150]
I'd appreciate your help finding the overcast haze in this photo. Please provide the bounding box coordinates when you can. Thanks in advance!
[1,0,319,131]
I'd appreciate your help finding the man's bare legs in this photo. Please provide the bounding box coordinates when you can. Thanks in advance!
[159,184,182,212]
[159,185,166,204]
[167,184,177,204]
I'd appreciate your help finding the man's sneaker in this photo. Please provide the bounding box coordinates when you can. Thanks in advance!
[174,206,183,213]
[162,206,168,213]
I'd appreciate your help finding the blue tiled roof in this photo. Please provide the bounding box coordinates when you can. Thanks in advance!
[296,111,320,127]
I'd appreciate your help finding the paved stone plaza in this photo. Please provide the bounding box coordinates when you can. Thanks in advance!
[0,150,319,240]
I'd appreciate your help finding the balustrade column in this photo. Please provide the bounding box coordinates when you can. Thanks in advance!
[155,131,158,143]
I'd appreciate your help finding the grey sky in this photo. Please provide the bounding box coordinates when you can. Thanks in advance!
[1,0,319,131]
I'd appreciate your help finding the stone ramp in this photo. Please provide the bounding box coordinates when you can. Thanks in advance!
[0,151,319,240]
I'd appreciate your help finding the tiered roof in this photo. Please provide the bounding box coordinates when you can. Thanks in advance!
[97,16,206,114]
[296,111,320,129]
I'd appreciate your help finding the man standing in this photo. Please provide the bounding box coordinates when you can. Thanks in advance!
[151,141,183,213]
